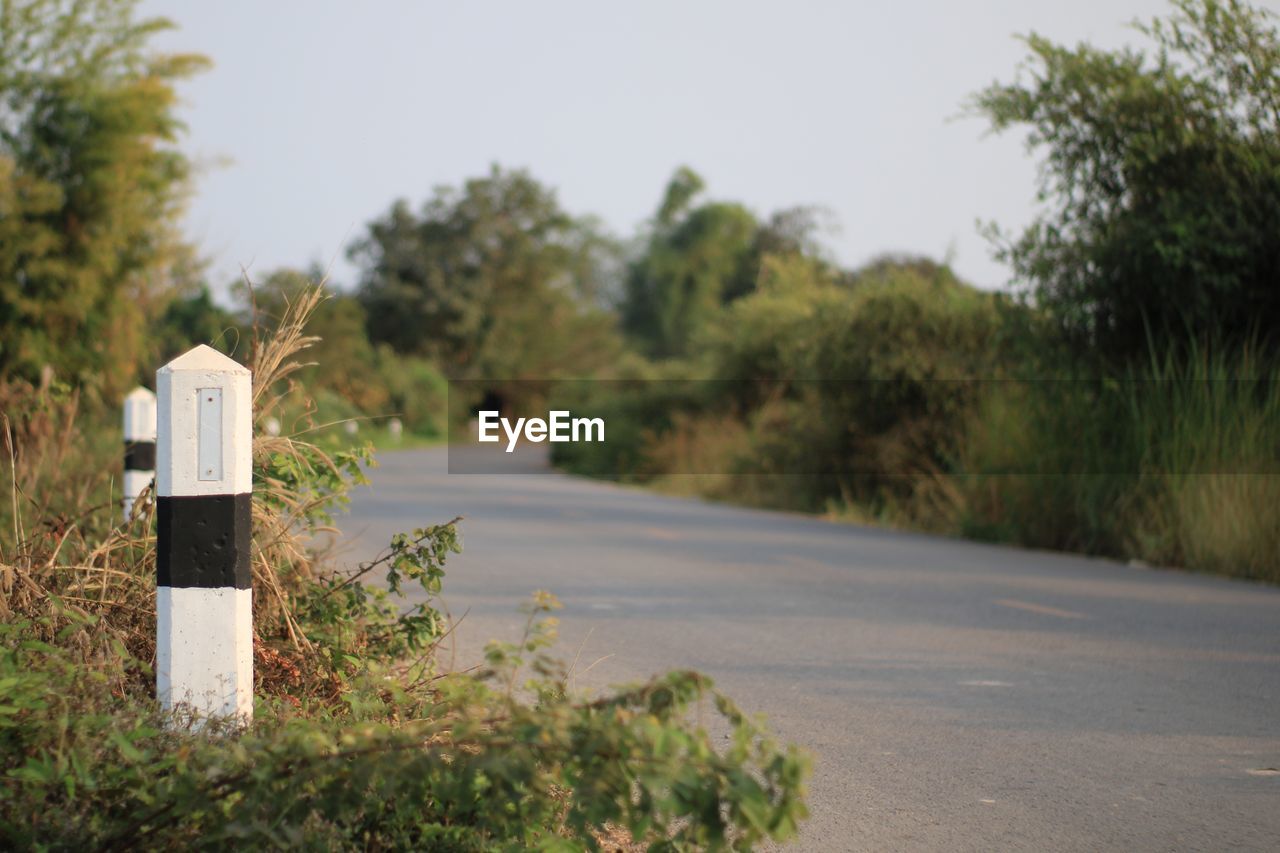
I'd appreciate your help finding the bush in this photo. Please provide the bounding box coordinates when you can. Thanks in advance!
[0,601,808,850]
[764,257,1005,512]
[579,255,1010,516]
[374,346,448,438]
[549,361,715,481]
[971,0,1280,362]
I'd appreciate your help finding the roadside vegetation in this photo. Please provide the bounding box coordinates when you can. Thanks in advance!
[4,1,1277,580]
[0,1,808,847]
[1,287,808,847]
[559,0,1280,584]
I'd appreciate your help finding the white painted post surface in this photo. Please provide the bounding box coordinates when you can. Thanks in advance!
[156,345,253,723]
[388,417,403,440]
[122,387,157,521]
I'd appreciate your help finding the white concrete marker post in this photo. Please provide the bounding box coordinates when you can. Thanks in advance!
[156,345,253,724]
[122,387,157,521]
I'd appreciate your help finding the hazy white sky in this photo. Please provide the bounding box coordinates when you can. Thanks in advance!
[142,0,1249,296]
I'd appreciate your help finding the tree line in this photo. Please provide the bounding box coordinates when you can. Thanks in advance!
[2,0,1278,579]
[4,1,1278,392]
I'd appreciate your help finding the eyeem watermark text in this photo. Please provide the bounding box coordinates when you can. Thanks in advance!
[478,410,605,452]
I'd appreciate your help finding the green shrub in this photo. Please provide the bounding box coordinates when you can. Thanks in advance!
[374,346,448,438]
[954,379,1145,553]
[0,598,808,850]
[592,255,1010,515]
[767,258,1004,512]
[549,360,713,480]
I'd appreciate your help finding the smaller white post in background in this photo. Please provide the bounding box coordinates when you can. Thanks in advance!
[264,416,281,437]
[122,387,157,522]
[156,345,253,724]
[344,420,359,437]
[388,417,403,441]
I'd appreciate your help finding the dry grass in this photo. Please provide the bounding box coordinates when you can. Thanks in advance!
[1133,473,1280,582]
[0,280,370,693]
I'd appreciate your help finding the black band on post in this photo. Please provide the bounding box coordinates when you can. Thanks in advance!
[124,440,156,471]
[156,494,253,589]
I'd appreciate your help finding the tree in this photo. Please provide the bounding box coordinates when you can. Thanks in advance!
[239,266,391,413]
[973,0,1280,363]
[351,166,620,380]
[622,167,828,358]
[0,0,207,395]
[152,283,240,363]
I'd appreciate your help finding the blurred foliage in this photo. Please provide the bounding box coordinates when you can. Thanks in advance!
[229,267,448,439]
[622,166,831,358]
[564,255,1009,513]
[957,347,1280,581]
[246,268,390,413]
[547,362,715,481]
[565,245,1280,580]
[972,0,1280,363]
[622,167,758,358]
[722,256,1006,512]
[351,165,622,382]
[0,0,208,398]
[559,2,1280,581]
[151,283,240,363]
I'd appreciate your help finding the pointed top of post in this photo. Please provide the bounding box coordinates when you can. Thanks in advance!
[159,344,249,376]
[125,385,156,402]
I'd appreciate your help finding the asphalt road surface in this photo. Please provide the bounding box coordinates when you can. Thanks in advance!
[339,446,1280,851]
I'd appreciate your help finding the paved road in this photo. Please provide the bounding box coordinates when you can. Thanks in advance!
[340,447,1280,851]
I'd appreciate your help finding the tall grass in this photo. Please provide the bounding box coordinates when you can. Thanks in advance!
[0,283,374,679]
[1127,348,1280,580]
[957,346,1280,581]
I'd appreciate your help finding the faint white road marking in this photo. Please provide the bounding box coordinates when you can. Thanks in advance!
[960,680,1014,687]
[1246,768,1280,777]
[994,598,1088,620]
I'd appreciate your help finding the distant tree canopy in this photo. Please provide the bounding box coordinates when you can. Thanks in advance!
[0,0,207,395]
[240,267,394,413]
[351,166,620,380]
[973,0,1280,362]
[622,167,828,358]
[152,283,239,364]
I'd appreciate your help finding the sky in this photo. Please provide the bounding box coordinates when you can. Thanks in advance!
[140,0,1223,298]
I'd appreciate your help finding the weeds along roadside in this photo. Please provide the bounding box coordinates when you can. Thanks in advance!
[0,285,809,849]
[605,354,1280,584]
[553,258,1280,584]
[956,344,1280,582]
